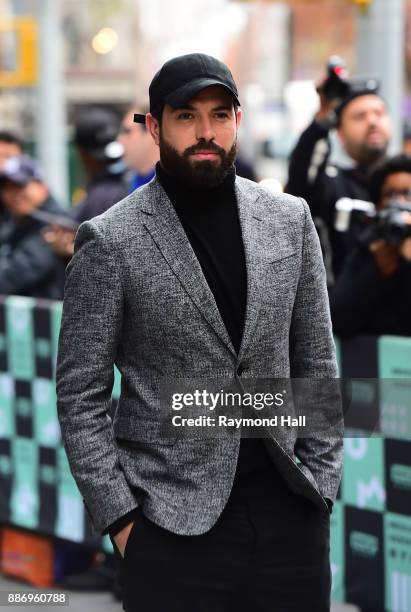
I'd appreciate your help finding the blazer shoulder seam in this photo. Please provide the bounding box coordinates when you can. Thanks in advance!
[82,217,126,294]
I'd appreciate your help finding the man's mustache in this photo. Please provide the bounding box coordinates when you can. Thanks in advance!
[366,127,382,137]
[184,141,225,158]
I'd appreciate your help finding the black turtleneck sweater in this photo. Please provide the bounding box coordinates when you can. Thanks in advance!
[105,162,273,538]
[156,162,247,352]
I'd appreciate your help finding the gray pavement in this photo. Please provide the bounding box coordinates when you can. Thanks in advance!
[0,572,360,611]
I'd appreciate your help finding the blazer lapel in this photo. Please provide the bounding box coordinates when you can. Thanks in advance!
[140,179,236,357]
[236,180,300,361]
[235,180,267,361]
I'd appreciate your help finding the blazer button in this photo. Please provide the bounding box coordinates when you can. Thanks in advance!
[236,363,245,376]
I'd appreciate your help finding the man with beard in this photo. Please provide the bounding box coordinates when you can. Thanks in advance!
[286,80,392,283]
[57,53,342,612]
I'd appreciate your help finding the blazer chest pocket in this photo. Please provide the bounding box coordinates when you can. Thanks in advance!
[269,250,299,266]
[260,251,299,302]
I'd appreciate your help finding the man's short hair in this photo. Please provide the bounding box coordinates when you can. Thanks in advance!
[0,130,24,151]
[369,153,411,205]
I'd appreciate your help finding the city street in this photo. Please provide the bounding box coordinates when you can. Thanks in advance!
[0,573,360,612]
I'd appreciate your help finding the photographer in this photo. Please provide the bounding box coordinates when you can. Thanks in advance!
[0,131,24,169]
[0,156,70,299]
[43,107,129,261]
[286,58,392,282]
[330,154,411,337]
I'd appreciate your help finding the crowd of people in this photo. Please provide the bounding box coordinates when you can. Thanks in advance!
[0,105,161,300]
[1,79,411,339]
[286,74,411,337]
[1,54,409,609]
[0,103,257,302]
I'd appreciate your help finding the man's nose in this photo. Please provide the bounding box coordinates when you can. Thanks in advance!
[195,116,215,141]
[368,113,381,128]
[396,193,410,204]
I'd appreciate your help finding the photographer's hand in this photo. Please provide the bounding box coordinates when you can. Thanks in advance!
[398,212,411,261]
[42,224,75,258]
[315,88,340,123]
[369,240,399,278]
[399,238,411,261]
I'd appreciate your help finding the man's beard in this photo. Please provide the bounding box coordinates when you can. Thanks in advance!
[357,141,388,167]
[159,133,237,189]
[355,128,389,166]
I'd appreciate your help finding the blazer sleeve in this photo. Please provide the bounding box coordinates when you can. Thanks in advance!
[56,220,138,534]
[289,199,343,502]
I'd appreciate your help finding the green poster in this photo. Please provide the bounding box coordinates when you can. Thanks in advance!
[10,437,39,528]
[112,366,121,400]
[50,301,63,378]
[342,437,385,511]
[32,378,61,447]
[0,373,14,438]
[379,336,411,379]
[6,296,35,381]
[101,535,114,554]
[56,446,84,542]
[379,336,411,442]
[330,500,345,602]
[384,512,411,612]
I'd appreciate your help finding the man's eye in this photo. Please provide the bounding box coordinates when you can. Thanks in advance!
[177,113,193,120]
[215,112,229,119]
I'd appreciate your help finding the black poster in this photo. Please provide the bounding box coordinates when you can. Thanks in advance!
[14,380,33,438]
[0,438,11,523]
[340,336,380,433]
[345,506,384,612]
[385,438,411,516]
[0,300,7,372]
[33,304,53,379]
[38,446,58,532]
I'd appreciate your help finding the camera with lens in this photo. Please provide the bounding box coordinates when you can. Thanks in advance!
[372,202,411,245]
[317,56,350,102]
[335,198,411,246]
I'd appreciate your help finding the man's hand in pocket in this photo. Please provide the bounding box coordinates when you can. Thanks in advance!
[113,521,134,558]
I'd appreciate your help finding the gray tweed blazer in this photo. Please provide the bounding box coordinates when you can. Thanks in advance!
[56,175,343,535]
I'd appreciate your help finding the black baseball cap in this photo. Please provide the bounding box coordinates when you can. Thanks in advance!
[74,107,124,162]
[134,53,240,124]
[0,155,44,185]
[335,77,381,123]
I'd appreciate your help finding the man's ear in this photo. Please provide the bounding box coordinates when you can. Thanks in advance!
[235,107,242,130]
[146,113,160,146]
[336,124,346,148]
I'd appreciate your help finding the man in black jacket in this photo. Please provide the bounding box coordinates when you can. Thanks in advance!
[43,107,130,260]
[331,154,411,337]
[0,156,70,299]
[286,80,391,283]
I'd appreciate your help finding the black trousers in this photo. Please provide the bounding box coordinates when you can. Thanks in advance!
[110,466,331,612]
